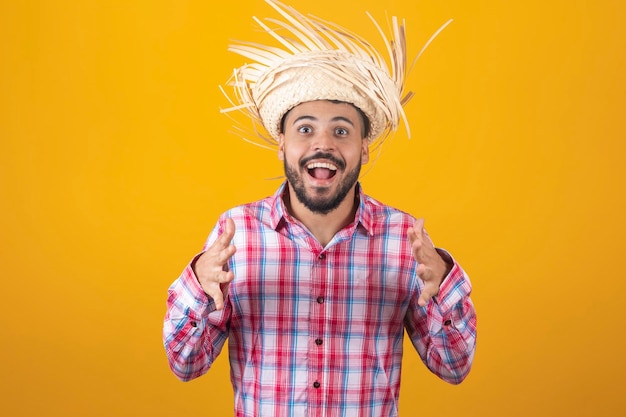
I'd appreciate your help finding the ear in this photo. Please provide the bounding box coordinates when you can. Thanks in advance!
[360,139,370,165]
[278,134,285,161]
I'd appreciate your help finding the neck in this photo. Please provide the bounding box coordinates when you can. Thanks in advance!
[284,184,359,247]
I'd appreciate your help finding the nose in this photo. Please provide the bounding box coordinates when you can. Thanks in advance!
[312,131,334,152]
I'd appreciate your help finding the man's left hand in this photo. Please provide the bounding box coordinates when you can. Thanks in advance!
[408,218,450,307]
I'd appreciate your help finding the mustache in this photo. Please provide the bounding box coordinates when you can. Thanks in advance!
[299,152,346,171]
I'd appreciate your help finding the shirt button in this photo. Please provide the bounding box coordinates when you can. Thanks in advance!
[313,381,321,389]
[318,253,325,260]
[190,322,197,328]
[315,338,323,346]
[316,296,324,304]
[444,319,452,326]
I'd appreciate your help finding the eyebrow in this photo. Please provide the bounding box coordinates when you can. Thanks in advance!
[291,115,355,127]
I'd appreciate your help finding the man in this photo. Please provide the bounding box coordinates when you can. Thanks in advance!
[163,1,476,416]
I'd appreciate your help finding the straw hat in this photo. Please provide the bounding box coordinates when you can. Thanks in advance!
[220,0,451,148]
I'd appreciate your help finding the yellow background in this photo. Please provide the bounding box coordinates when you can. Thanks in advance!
[1,0,624,415]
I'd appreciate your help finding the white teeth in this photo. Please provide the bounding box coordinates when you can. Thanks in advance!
[306,162,337,170]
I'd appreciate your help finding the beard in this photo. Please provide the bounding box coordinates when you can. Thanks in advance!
[284,152,361,215]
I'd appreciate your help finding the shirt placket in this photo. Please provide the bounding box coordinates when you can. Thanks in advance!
[308,247,328,416]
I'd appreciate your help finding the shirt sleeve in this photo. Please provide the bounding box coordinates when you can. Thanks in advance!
[404,249,477,384]
[162,222,232,381]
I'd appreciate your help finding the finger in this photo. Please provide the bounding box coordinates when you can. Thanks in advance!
[416,264,438,286]
[195,243,236,289]
[418,282,438,307]
[213,271,235,310]
[202,281,225,309]
[409,230,426,264]
[407,226,417,245]
[221,269,235,283]
[205,269,235,284]
[416,218,436,247]
[206,219,237,263]
[415,263,427,280]
[212,218,237,250]
[221,218,237,261]
[196,244,234,277]
[408,219,425,247]
[214,243,237,266]
[223,217,235,239]
[414,218,425,234]
[410,219,438,264]
[201,271,234,310]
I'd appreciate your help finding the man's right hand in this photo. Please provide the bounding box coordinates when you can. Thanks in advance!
[193,218,236,310]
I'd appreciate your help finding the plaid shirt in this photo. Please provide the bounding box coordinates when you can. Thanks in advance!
[163,182,477,417]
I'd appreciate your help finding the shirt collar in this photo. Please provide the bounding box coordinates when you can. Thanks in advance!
[269,181,289,230]
[269,180,374,236]
[355,183,374,236]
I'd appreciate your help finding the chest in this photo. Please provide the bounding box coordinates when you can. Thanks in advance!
[226,227,417,331]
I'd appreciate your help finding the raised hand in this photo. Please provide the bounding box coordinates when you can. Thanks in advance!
[193,218,237,310]
[407,218,449,307]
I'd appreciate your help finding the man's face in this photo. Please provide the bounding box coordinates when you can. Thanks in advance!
[278,100,370,215]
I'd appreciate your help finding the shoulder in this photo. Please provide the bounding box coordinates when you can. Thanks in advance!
[202,192,279,249]
[221,183,285,224]
[221,194,274,223]
[362,193,416,226]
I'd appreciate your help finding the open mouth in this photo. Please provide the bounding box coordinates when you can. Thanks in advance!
[306,162,337,180]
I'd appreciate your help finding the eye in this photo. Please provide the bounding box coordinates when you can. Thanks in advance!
[335,127,349,136]
[297,125,313,134]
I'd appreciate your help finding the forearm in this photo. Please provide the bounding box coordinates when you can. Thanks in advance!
[408,255,477,384]
[425,288,476,383]
[163,261,229,381]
